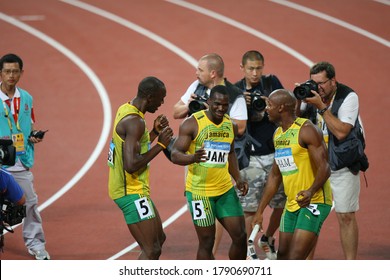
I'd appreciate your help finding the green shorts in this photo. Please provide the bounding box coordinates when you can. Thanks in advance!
[185,187,244,227]
[114,194,156,225]
[280,204,331,236]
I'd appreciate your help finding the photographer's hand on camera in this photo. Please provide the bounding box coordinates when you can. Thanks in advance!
[304,90,328,113]
[246,92,266,122]
[188,93,209,116]
[188,93,199,104]
[243,91,252,106]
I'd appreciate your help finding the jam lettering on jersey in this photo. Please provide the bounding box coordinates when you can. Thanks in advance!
[201,140,230,167]
[275,148,298,176]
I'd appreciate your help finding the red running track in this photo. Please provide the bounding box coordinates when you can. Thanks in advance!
[0,0,389,260]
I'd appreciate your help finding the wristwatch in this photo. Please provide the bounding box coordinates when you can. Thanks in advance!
[318,107,328,116]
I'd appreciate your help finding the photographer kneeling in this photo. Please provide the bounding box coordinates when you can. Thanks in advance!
[1,168,26,252]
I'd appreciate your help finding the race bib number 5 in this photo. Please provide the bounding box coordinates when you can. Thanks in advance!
[191,200,206,220]
[134,197,154,219]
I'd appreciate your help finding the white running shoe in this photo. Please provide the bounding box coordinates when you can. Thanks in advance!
[258,235,277,260]
[28,248,50,260]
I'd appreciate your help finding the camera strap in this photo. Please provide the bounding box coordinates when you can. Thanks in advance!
[261,75,273,96]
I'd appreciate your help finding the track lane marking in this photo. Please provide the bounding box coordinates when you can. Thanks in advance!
[61,0,198,67]
[270,0,390,48]
[60,0,197,259]
[0,12,112,229]
[167,0,314,67]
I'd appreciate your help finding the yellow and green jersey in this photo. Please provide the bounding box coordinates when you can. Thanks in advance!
[108,103,150,200]
[186,110,234,197]
[273,117,332,211]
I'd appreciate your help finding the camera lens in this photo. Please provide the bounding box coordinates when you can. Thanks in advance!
[252,97,266,111]
[293,86,309,100]
[293,80,318,100]
[188,100,206,115]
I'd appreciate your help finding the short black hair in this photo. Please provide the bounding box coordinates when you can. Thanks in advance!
[210,85,229,100]
[137,76,166,98]
[242,50,264,65]
[0,53,23,70]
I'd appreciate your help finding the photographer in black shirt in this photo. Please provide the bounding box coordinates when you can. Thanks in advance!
[234,50,286,260]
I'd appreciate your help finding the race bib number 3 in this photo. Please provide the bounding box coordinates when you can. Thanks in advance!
[191,200,206,220]
[134,197,154,219]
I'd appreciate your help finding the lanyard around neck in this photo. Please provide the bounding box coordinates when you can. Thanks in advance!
[2,98,21,131]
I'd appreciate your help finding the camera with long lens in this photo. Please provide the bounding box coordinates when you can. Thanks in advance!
[0,139,16,166]
[188,95,208,115]
[293,80,318,100]
[250,91,266,111]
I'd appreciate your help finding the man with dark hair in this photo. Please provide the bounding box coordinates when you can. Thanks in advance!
[171,85,248,260]
[172,53,248,254]
[0,53,49,260]
[298,61,363,259]
[234,50,286,259]
[108,76,173,260]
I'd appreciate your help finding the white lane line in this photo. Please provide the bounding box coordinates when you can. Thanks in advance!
[0,13,112,212]
[270,0,390,48]
[166,0,314,67]
[108,204,188,260]
[14,15,46,21]
[60,0,196,259]
[61,0,198,67]
[373,0,390,6]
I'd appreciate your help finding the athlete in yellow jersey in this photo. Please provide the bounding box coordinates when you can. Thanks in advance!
[252,89,332,260]
[171,85,248,260]
[107,77,173,260]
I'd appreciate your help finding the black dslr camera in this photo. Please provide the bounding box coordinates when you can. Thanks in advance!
[0,139,15,166]
[1,200,26,228]
[188,95,208,115]
[293,80,318,100]
[1,199,26,252]
[249,91,266,111]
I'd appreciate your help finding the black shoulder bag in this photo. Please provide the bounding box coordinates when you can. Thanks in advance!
[328,90,369,174]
